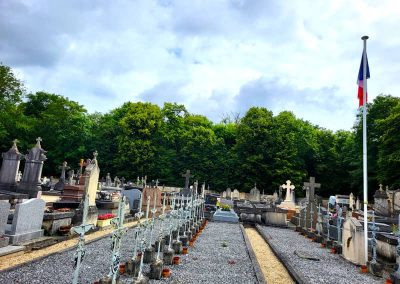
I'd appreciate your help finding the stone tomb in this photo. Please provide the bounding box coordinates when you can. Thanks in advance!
[262,208,288,227]
[212,208,239,223]
[232,189,240,200]
[342,217,365,265]
[0,201,11,247]
[249,184,260,202]
[42,211,75,235]
[121,187,142,214]
[5,198,45,244]
[374,184,390,216]
[141,187,162,217]
[0,140,23,192]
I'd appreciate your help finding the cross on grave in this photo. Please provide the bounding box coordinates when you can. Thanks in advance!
[59,161,70,182]
[181,170,193,190]
[303,177,321,203]
[282,180,295,202]
[36,137,42,146]
[379,184,383,192]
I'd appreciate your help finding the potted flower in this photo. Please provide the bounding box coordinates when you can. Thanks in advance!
[97,213,116,228]
[221,204,231,211]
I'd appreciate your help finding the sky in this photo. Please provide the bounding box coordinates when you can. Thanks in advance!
[1,0,399,131]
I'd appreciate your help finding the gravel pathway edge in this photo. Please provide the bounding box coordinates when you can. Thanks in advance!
[240,224,267,284]
[255,224,309,284]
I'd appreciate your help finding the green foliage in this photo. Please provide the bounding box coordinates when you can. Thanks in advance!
[1,64,400,198]
[221,204,231,211]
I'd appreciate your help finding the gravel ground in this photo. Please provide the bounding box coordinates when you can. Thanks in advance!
[0,221,257,284]
[258,225,382,284]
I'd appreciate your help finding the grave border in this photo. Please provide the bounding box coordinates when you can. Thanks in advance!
[240,223,267,284]
[255,224,309,284]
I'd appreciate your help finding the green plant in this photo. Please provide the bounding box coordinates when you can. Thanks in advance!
[221,204,231,211]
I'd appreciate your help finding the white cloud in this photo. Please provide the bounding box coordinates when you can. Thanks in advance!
[1,0,399,131]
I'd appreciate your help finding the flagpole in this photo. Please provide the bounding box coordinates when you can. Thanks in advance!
[361,35,369,265]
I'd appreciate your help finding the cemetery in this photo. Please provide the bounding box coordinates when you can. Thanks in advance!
[0,136,397,284]
[1,4,400,283]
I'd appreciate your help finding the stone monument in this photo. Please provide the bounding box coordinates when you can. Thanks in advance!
[0,139,23,191]
[249,184,260,202]
[16,137,47,198]
[277,180,296,209]
[180,170,193,196]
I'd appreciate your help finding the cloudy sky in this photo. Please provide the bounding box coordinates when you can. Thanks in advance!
[1,0,399,131]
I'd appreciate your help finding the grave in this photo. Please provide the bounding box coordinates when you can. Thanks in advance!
[0,140,23,192]
[226,188,232,199]
[262,208,288,226]
[180,170,193,196]
[342,217,365,265]
[249,184,260,202]
[232,189,240,200]
[213,208,239,223]
[5,198,45,244]
[42,210,75,235]
[121,187,142,214]
[16,138,47,198]
[0,201,11,247]
[374,184,390,216]
[277,180,296,210]
[141,187,162,217]
[53,161,70,192]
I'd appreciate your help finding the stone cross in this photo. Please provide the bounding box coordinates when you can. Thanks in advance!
[182,170,193,190]
[379,184,383,191]
[71,193,94,284]
[59,161,70,182]
[108,196,127,283]
[303,177,320,203]
[282,180,295,202]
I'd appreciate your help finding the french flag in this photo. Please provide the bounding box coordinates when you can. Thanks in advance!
[357,53,370,107]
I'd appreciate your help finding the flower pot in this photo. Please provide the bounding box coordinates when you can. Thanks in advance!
[162,268,171,278]
[360,265,368,273]
[189,241,194,247]
[386,279,393,284]
[182,247,188,254]
[97,219,111,228]
[173,256,180,265]
[119,264,126,274]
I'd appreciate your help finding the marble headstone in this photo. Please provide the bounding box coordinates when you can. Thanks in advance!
[5,198,45,244]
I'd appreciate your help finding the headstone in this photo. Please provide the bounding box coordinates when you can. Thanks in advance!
[54,161,69,191]
[226,188,232,199]
[106,173,112,186]
[0,201,11,247]
[249,184,260,202]
[277,180,296,209]
[114,176,121,188]
[0,139,23,191]
[122,188,142,214]
[349,192,355,211]
[222,191,226,198]
[374,184,390,216]
[181,170,193,196]
[342,217,365,265]
[5,198,45,244]
[239,192,246,200]
[16,137,47,198]
[303,177,320,203]
[142,187,162,214]
[232,189,240,200]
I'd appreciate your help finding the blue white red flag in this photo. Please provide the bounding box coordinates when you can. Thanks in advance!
[357,53,370,107]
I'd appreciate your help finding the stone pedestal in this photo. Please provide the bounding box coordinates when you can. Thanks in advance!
[164,234,171,246]
[126,258,140,277]
[180,235,188,247]
[172,230,178,240]
[149,259,163,280]
[172,240,182,254]
[143,247,155,264]
[153,239,165,252]
[163,247,174,265]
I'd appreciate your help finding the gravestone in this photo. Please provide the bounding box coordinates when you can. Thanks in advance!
[239,192,246,200]
[303,177,320,230]
[181,170,193,196]
[0,201,11,247]
[54,161,69,191]
[277,180,296,209]
[142,187,162,216]
[226,188,232,199]
[342,217,365,265]
[232,189,240,200]
[5,198,45,244]
[122,188,142,214]
[17,138,47,198]
[105,173,112,186]
[222,191,227,198]
[0,140,23,191]
[249,184,260,202]
[374,184,390,216]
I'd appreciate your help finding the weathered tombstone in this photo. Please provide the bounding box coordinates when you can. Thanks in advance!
[142,187,162,216]
[122,188,142,214]
[0,201,11,247]
[303,177,320,232]
[222,191,226,198]
[239,192,246,200]
[105,173,112,187]
[226,188,232,199]
[54,161,69,191]
[249,184,260,202]
[0,140,23,191]
[5,198,45,244]
[374,184,390,216]
[232,189,240,200]
[16,138,47,198]
[181,170,193,196]
[277,180,296,209]
[342,217,365,265]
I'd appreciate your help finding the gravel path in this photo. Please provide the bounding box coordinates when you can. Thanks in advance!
[258,225,382,284]
[0,221,257,284]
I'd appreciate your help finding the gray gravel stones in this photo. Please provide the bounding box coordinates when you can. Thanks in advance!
[0,221,257,284]
[258,225,382,284]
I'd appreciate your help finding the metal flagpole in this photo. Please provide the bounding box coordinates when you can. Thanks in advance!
[361,35,369,265]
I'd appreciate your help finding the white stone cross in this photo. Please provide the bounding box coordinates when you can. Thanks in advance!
[282,180,295,202]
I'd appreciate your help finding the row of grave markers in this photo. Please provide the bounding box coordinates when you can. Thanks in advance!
[71,185,207,283]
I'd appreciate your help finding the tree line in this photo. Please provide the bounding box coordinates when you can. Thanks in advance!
[1,63,399,198]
